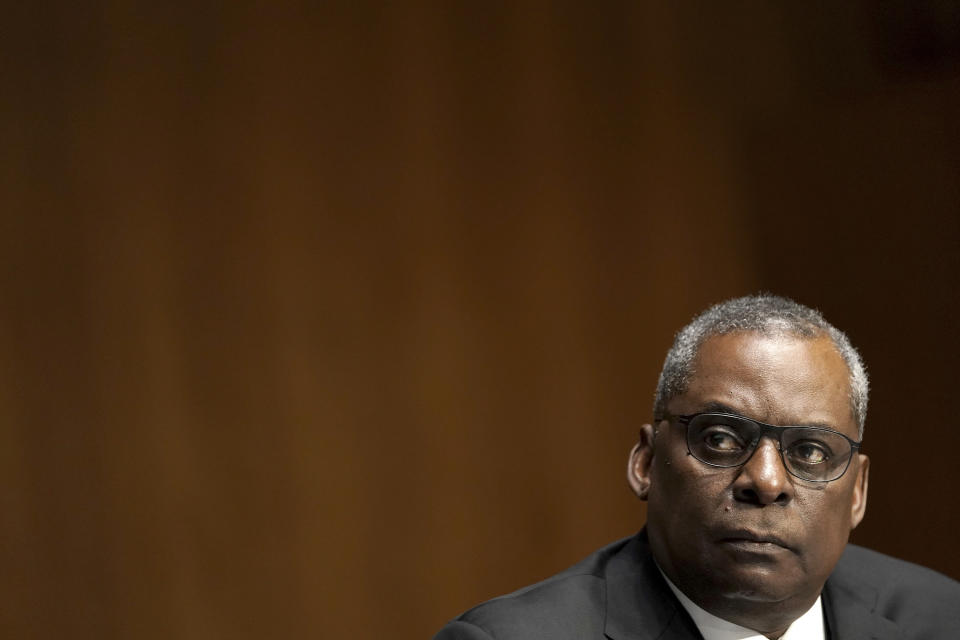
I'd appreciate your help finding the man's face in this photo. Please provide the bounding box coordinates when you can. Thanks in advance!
[629,331,869,630]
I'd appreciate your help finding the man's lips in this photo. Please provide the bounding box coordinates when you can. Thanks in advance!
[716,529,794,552]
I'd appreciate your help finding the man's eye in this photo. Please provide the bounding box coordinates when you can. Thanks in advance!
[790,441,831,465]
[702,429,745,451]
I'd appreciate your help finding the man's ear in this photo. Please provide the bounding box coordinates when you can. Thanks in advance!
[849,453,869,530]
[627,423,657,500]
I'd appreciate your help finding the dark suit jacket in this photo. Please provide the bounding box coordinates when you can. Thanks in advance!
[434,531,960,640]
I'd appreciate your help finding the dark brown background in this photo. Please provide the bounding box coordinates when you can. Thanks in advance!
[3,3,959,639]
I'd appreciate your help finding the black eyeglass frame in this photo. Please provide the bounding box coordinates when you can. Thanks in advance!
[657,411,863,483]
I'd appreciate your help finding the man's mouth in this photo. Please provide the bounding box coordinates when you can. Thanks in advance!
[716,529,793,553]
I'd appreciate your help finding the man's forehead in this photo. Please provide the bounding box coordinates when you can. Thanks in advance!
[676,331,856,431]
[693,330,844,371]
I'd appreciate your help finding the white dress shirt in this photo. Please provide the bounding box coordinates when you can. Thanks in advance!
[658,568,825,640]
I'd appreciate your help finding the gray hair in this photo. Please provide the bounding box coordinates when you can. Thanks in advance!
[653,294,869,438]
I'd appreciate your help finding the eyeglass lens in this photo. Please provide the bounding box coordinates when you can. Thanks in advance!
[685,413,854,482]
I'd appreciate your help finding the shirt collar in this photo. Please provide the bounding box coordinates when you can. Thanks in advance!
[657,566,825,640]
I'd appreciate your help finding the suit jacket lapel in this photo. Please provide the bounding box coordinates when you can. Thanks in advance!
[823,573,901,640]
[603,532,704,640]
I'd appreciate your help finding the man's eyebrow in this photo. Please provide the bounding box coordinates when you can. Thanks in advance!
[698,401,742,415]
[698,401,837,429]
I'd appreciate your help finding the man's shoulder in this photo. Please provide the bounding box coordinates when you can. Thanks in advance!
[836,542,960,594]
[830,543,960,634]
[433,537,633,640]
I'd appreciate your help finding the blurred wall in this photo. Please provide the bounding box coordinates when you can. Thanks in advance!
[3,3,959,639]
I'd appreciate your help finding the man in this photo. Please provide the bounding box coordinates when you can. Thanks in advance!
[434,295,960,639]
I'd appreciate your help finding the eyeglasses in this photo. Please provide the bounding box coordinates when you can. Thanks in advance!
[659,412,862,483]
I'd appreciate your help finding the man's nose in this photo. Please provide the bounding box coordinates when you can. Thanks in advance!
[732,437,793,506]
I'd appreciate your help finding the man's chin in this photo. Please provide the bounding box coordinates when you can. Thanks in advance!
[706,566,803,605]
